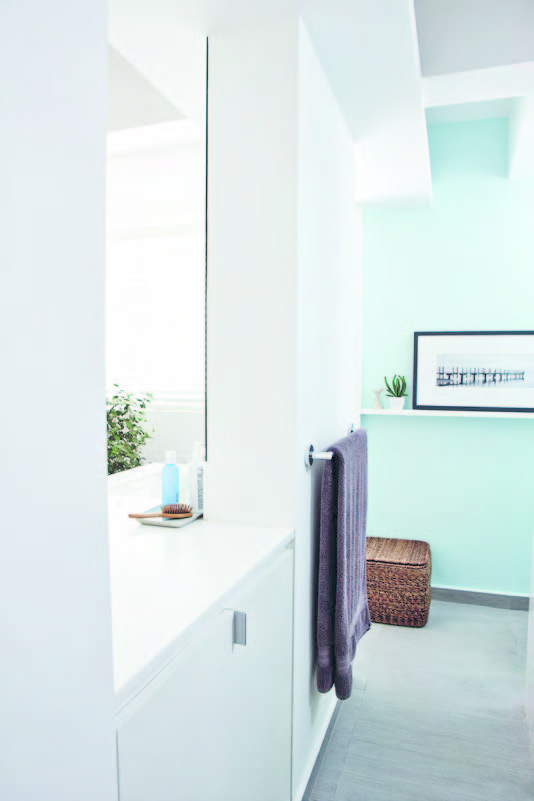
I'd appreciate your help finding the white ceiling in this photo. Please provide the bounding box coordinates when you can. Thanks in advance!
[108,0,534,197]
[109,0,431,205]
[414,0,534,78]
[108,45,185,132]
[414,0,534,132]
[109,0,424,140]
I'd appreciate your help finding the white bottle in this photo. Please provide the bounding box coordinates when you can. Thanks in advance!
[189,442,206,514]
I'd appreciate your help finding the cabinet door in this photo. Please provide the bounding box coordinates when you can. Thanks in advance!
[220,548,293,801]
[117,549,293,801]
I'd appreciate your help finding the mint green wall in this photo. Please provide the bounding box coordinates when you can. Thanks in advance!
[362,119,534,595]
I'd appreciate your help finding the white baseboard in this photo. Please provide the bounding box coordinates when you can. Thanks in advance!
[293,692,337,801]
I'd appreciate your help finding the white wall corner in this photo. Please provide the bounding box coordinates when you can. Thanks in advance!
[527,532,534,745]
[351,0,432,208]
[508,95,534,180]
[354,119,432,209]
[293,19,361,800]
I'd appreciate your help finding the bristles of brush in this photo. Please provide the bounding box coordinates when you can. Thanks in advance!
[162,503,193,515]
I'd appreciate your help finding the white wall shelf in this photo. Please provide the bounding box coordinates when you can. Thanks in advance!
[361,408,534,420]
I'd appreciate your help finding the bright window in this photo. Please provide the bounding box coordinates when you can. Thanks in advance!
[106,120,206,411]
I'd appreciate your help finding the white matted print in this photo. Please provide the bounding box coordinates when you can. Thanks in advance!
[413,332,534,412]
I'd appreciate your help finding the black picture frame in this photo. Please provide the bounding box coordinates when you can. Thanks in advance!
[413,331,534,413]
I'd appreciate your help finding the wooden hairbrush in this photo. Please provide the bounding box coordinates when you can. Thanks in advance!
[129,503,193,520]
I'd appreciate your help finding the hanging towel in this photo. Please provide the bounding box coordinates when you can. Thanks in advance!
[317,429,371,700]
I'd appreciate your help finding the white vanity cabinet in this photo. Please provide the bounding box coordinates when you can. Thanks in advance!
[116,548,293,801]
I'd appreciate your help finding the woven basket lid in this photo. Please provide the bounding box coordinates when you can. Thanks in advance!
[366,537,430,567]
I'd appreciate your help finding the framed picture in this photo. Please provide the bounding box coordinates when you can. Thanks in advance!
[413,331,534,413]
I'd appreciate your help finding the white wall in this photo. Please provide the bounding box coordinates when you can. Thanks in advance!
[527,533,534,744]
[207,21,299,528]
[509,95,534,180]
[0,3,117,800]
[208,19,361,800]
[293,23,360,799]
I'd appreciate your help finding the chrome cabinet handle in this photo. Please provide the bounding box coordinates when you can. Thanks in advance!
[232,611,247,646]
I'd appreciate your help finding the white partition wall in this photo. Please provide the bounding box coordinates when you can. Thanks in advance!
[207,21,299,528]
[208,20,361,799]
[0,2,117,800]
[527,534,534,744]
[294,24,361,799]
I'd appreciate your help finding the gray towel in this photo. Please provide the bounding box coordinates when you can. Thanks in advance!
[317,429,371,700]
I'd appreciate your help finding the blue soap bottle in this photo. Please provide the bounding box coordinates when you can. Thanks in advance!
[162,450,180,507]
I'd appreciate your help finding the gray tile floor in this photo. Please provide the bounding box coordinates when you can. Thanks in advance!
[307,601,534,801]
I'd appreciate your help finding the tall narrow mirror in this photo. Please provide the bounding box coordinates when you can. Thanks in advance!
[105,39,207,497]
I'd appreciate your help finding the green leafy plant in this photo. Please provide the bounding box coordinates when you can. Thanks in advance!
[107,385,153,475]
[384,375,408,398]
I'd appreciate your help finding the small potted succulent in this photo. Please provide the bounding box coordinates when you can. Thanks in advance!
[384,375,408,411]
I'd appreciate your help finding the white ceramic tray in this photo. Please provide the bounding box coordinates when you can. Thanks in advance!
[138,506,203,529]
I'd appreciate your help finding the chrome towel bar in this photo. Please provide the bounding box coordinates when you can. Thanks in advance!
[305,445,333,468]
[305,425,356,468]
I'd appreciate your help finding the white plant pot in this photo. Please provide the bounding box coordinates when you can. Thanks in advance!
[389,397,405,411]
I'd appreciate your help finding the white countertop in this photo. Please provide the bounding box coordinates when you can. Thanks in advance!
[109,466,293,710]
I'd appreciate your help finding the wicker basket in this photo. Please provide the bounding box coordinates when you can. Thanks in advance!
[366,537,431,628]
